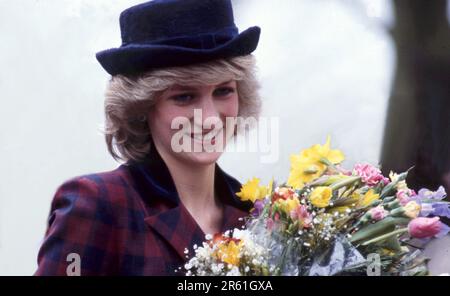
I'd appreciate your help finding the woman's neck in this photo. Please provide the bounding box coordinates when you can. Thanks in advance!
[157,149,220,213]
[156,148,225,235]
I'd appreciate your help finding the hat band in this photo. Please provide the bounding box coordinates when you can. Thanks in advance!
[122,26,239,50]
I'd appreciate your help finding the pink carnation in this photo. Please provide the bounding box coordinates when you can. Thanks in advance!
[396,190,411,206]
[353,163,389,187]
[369,206,388,221]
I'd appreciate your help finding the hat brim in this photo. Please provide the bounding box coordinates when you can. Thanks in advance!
[96,26,261,76]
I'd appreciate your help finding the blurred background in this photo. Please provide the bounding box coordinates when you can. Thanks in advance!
[0,0,449,275]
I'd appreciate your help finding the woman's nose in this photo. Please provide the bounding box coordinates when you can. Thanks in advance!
[196,95,220,124]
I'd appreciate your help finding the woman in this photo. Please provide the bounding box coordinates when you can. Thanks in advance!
[35,0,261,275]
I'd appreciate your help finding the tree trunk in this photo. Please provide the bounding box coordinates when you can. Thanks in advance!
[380,0,450,198]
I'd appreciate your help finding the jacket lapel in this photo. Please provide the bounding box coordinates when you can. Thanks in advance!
[144,205,206,259]
[144,200,250,260]
[221,204,248,232]
[215,164,252,232]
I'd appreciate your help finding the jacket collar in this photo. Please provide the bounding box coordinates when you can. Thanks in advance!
[127,147,251,260]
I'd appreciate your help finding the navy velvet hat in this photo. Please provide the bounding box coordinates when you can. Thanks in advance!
[96,0,261,76]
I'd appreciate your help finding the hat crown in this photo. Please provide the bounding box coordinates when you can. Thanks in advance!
[96,0,260,76]
[119,0,237,45]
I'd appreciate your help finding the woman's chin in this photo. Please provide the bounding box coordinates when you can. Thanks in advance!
[183,150,223,166]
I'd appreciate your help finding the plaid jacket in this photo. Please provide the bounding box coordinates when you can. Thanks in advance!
[35,150,251,276]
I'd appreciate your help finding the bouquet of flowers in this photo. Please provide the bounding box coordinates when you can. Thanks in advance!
[184,138,450,276]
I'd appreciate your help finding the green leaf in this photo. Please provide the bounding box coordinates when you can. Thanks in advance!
[380,168,413,198]
[350,217,410,243]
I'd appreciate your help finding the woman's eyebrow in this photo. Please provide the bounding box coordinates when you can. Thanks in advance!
[168,85,197,91]
[218,79,233,85]
[168,80,233,91]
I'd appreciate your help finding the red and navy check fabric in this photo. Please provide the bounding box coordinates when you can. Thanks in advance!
[35,150,251,276]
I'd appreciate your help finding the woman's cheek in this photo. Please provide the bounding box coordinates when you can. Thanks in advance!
[221,95,239,138]
[222,94,239,118]
[163,112,184,143]
[149,106,178,142]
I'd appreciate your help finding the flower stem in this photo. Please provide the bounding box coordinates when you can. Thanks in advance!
[361,227,408,246]
[330,176,361,191]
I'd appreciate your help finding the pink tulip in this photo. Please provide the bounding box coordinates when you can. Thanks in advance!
[408,217,442,238]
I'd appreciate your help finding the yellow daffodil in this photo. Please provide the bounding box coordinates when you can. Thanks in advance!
[275,197,301,215]
[287,157,325,189]
[287,137,345,189]
[300,136,345,164]
[236,178,272,203]
[217,240,242,266]
[356,189,380,207]
[310,186,333,208]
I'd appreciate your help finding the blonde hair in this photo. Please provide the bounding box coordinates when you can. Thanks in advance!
[103,54,261,162]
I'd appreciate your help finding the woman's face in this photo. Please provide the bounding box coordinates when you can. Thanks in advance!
[148,79,239,166]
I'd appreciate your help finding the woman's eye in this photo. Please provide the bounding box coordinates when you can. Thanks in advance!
[171,93,194,103]
[213,87,235,97]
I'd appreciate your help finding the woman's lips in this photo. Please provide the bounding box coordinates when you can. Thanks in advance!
[188,129,222,144]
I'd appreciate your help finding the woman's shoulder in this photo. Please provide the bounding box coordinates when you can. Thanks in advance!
[52,164,137,210]
[62,164,133,187]
[37,164,138,275]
